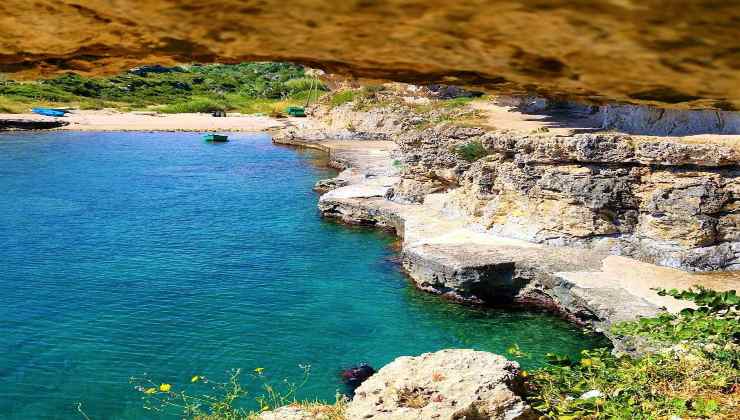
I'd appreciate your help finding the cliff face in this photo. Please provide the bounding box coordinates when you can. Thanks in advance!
[299,94,739,272]
[437,133,738,271]
[1,0,739,110]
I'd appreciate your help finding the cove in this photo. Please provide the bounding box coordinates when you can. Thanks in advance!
[0,132,607,419]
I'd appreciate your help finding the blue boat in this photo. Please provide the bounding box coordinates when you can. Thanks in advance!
[32,108,68,117]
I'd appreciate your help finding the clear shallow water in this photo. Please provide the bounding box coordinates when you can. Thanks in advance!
[0,132,606,419]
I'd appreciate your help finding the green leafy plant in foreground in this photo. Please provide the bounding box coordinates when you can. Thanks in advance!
[526,287,739,419]
[124,287,737,420]
[129,365,346,420]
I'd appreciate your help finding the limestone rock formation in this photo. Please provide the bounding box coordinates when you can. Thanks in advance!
[388,125,739,271]
[1,1,739,109]
[346,349,533,420]
[433,140,732,268]
[284,90,739,272]
[258,406,320,420]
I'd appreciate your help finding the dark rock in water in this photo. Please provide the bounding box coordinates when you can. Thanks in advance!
[211,110,227,117]
[0,119,68,130]
[341,363,375,392]
[314,177,349,193]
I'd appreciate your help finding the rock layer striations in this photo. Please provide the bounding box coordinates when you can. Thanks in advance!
[1,0,740,109]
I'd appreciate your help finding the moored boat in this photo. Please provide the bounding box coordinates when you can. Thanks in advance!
[203,134,229,142]
[285,106,306,117]
[32,108,68,117]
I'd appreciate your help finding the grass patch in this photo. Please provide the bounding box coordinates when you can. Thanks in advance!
[440,96,475,109]
[159,96,227,114]
[330,90,358,108]
[454,139,489,162]
[283,77,326,92]
[0,95,33,113]
[125,366,347,420]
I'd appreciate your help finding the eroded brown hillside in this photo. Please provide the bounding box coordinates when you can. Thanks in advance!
[1,0,739,109]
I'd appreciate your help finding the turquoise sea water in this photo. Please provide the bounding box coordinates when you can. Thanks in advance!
[0,132,606,419]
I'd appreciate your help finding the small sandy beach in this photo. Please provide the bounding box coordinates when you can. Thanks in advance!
[0,109,290,132]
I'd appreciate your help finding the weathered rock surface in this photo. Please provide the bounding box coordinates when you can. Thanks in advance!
[347,349,533,420]
[601,104,740,136]
[258,406,319,420]
[2,1,740,110]
[280,133,739,354]
[390,126,739,271]
[258,405,344,420]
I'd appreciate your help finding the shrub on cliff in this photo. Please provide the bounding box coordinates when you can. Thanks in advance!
[526,287,739,419]
[454,139,489,162]
[330,90,358,108]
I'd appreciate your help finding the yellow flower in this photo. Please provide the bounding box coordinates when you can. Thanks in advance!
[519,370,529,378]
[144,387,157,395]
[254,367,265,374]
[581,359,593,367]
[191,375,200,383]
[159,383,172,392]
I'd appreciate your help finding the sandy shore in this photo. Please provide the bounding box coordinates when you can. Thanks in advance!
[0,109,290,132]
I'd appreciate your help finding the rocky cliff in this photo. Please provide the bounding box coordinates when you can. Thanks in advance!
[394,128,739,271]
[285,92,739,272]
[2,1,739,110]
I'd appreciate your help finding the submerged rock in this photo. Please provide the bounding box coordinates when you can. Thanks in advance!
[341,363,375,391]
[346,349,533,420]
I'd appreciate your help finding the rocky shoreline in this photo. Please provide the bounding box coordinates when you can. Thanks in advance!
[267,97,739,416]
[274,134,734,353]
[274,94,738,349]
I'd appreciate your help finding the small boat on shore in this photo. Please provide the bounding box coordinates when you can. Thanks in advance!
[285,106,306,117]
[203,134,229,142]
[32,108,69,117]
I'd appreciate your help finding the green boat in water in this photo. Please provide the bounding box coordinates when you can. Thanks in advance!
[203,134,229,142]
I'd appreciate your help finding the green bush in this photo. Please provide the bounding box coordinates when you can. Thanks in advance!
[526,287,739,419]
[159,97,226,114]
[330,90,357,108]
[284,77,326,93]
[454,140,489,162]
[437,96,475,109]
[0,81,77,102]
[0,63,315,113]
